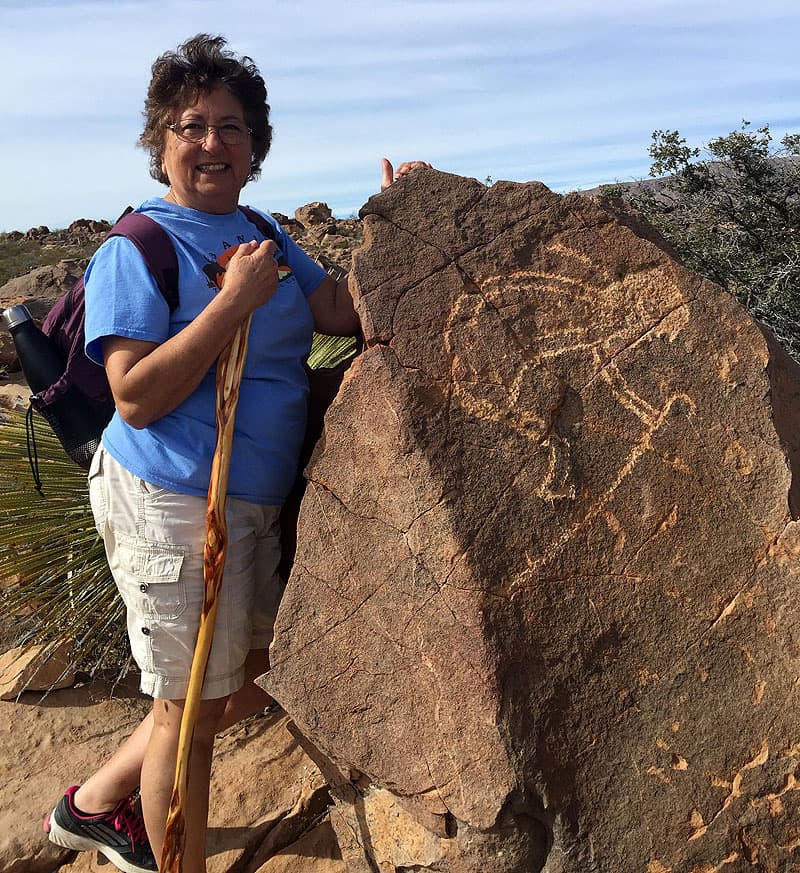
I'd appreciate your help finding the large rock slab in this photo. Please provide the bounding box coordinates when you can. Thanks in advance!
[262,171,800,871]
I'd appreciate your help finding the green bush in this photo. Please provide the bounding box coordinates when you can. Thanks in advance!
[611,122,800,360]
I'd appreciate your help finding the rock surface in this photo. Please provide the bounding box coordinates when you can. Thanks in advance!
[0,380,28,410]
[0,678,344,873]
[262,170,800,871]
[0,641,76,700]
[294,202,334,227]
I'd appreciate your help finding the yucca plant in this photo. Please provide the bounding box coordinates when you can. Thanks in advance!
[0,332,357,680]
[0,407,126,678]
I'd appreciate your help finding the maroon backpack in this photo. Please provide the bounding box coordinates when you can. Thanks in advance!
[29,206,278,475]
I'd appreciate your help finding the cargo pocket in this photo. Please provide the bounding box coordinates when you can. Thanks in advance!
[114,531,187,621]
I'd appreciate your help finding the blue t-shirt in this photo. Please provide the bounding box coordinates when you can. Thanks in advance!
[84,197,327,504]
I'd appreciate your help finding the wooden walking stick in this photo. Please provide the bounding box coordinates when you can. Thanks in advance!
[160,306,253,872]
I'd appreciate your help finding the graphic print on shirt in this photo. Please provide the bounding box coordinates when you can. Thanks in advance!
[202,239,293,291]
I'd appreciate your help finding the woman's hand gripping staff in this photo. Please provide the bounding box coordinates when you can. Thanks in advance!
[104,240,279,429]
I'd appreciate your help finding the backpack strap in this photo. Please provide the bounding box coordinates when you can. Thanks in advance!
[98,206,276,314]
[238,205,278,243]
[237,205,293,268]
[107,212,180,312]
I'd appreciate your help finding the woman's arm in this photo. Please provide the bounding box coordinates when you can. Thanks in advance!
[306,273,360,337]
[105,239,278,429]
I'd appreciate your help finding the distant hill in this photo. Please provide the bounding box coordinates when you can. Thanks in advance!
[580,155,800,204]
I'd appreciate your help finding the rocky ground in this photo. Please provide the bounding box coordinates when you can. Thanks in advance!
[0,675,344,873]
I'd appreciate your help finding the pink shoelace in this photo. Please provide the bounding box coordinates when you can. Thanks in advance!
[111,798,149,848]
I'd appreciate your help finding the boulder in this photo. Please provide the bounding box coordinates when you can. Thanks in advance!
[261,171,800,871]
[0,379,28,410]
[294,202,333,227]
[67,219,111,235]
[279,218,308,239]
[0,641,76,700]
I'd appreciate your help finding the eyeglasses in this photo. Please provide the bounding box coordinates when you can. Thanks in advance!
[166,120,253,146]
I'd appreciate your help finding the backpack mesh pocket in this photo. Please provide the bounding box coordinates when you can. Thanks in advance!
[30,385,114,470]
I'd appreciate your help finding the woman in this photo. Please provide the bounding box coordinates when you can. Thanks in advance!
[44,34,430,873]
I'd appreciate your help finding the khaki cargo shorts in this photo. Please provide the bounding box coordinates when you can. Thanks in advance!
[88,444,283,700]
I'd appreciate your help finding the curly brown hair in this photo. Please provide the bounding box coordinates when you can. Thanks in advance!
[139,34,272,186]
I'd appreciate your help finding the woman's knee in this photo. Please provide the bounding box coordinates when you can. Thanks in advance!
[151,696,229,742]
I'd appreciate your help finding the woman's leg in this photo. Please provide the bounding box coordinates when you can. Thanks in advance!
[141,696,227,873]
[75,455,281,868]
[72,710,154,813]
[219,648,273,729]
[72,645,271,818]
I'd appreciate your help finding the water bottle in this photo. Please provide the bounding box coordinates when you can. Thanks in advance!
[1,304,65,394]
[2,304,107,470]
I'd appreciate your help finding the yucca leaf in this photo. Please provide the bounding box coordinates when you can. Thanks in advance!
[308,333,357,370]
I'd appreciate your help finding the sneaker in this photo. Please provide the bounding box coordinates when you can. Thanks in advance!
[44,785,157,873]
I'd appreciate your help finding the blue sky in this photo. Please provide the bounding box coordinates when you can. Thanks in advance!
[2,0,799,232]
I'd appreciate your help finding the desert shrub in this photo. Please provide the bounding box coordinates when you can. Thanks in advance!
[613,122,800,360]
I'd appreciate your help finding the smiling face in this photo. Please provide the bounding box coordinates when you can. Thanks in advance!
[162,87,253,214]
